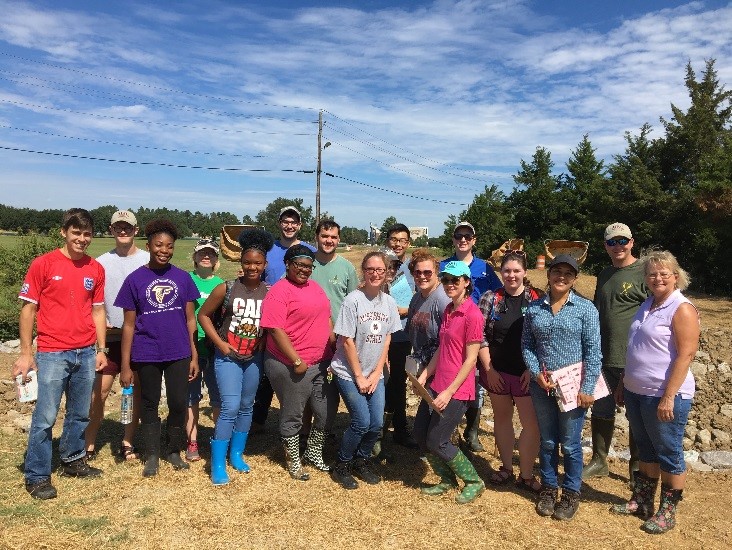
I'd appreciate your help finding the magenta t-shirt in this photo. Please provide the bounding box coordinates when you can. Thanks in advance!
[114,264,200,363]
[261,278,332,366]
[430,298,484,401]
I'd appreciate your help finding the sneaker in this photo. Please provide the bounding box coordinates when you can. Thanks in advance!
[352,458,380,485]
[552,489,580,521]
[60,457,102,478]
[186,441,201,462]
[536,485,558,517]
[25,479,57,500]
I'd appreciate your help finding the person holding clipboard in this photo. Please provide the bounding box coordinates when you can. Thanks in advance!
[521,254,602,521]
[412,261,485,504]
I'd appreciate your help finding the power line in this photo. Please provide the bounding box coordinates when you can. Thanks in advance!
[0,144,308,173]
[0,99,314,136]
[326,138,481,191]
[0,71,315,123]
[0,124,317,161]
[0,52,317,112]
[326,124,487,182]
[324,109,490,177]
[324,172,468,206]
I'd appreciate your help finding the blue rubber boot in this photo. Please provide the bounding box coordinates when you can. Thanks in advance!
[210,439,230,486]
[229,431,250,473]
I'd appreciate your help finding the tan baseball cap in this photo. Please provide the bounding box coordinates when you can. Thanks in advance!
[604,222,632,240]
[110,210,137,226]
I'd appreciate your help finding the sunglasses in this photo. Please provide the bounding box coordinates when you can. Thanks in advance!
[413,269,434,278]
[504,250,526,257]
[453,233,475,241]
[606,238,630,246]
[441,276,462,286]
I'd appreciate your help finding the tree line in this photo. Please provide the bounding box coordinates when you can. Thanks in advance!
[437,60,732,295]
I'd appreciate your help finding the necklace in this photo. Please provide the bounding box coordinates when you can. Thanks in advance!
[650,294,672,311]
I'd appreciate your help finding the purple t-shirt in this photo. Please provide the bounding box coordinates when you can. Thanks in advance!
[114,264,200,363]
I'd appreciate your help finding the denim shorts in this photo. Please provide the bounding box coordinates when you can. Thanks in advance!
[623,389,691,475]
[188,353,221,408]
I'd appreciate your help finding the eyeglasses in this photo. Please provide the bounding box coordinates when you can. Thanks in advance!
[290,261,314,271]
[453,233,475,241]
[647,271,675,280]
[389,237,409,245]
[364,267,386,275]
[280,220,300,227]
[441,276,461,286]
[111,224,134,234]
[606,238,630,246]
[413,269,434,278]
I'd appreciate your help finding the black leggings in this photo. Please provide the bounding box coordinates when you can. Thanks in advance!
[135,358,190,428]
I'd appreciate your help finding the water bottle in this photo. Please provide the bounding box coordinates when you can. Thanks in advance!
[120,386,134,425]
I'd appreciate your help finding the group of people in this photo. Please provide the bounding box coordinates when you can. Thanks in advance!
[14,208,699,535]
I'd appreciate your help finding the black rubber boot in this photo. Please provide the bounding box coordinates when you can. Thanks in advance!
[164,425,190,470]
[463,407,485,453]
[582,416,614,479]
[141,421,161,478]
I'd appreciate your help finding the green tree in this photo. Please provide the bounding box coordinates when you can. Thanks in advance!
[341,226,368,244]
[90,205,119,235]
[378,216,398,244]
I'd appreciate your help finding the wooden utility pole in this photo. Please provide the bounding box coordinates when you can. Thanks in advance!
[316,110,323,226]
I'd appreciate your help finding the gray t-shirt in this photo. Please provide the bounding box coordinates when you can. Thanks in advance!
[96,248,149,332]
[330,289,401,381]
[406,285,451,366]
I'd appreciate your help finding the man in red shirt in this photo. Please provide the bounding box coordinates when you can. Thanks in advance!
[13,208,108,500]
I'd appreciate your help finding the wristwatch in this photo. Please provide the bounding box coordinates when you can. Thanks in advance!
[95,345,109,354]
[293,358,302,368]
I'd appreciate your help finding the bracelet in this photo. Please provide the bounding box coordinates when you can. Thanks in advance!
[95,345,109,354]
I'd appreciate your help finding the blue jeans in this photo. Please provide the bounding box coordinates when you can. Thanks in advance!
[24,346,96,484]
[187,353,221,408]
[530,381,587,493]
[213,351,262,440]
[336,376,385,462]
[624,389,691,475]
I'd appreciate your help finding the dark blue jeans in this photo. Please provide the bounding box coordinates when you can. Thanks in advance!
[335,376,385,462]
[530,381,587,493]
[24,346,96,483]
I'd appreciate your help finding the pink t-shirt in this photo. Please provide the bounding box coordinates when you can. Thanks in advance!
[430,298,483,401]
[261,278,331,366]
[19,249,105,352]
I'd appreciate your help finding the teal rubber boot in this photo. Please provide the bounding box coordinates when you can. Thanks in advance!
[210,438,230,485]
[229,431,250,473]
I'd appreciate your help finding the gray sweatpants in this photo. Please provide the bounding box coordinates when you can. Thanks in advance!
[264,352,338,438]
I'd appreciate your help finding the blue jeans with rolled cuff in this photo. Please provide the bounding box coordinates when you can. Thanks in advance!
[530,380,587,493]
[623,389,691,475]
[335,376,385,462]
[24,346,96,484]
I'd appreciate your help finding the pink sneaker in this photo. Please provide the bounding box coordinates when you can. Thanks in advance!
[186,441,201,462]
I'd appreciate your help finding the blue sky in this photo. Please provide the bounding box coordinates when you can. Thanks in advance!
[1,1,730,237]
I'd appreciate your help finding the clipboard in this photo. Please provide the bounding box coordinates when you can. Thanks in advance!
[407,371,443,416]
[549,362,610,412]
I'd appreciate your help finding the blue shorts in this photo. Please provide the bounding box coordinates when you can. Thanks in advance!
[623,389,691,475]
[188,354,221,408]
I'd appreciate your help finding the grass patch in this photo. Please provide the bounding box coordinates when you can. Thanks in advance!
[135,506,154,518]
[0,502,42,519]
[61,515,109,535]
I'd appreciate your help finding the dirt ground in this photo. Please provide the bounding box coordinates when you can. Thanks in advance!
[1,266,731,549]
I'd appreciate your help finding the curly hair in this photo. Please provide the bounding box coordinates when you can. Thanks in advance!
[144,219,178,241]
[238,228,275,258]
[283,243,315,263]
[408,247,439,273]
[641,249,691,291]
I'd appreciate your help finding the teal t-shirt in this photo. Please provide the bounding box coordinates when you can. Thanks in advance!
[190,271,225,355]
[309,255,359,322]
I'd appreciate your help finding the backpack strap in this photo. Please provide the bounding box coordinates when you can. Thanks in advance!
[213,280,236,331]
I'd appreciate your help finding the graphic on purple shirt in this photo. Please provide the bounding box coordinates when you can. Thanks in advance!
[114,264,200,363]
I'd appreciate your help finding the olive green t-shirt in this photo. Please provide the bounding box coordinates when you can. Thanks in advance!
[593,260,649,369]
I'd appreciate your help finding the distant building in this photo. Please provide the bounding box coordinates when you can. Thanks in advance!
[409,227,428,240]
[369,223,381,245]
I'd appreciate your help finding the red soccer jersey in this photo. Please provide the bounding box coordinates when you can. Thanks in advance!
[19,249,105,352]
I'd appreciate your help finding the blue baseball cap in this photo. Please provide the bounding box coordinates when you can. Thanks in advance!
[439,261,471,278]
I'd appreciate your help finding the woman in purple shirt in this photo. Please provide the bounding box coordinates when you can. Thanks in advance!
[116,219,200,478]
[612,251,699,534]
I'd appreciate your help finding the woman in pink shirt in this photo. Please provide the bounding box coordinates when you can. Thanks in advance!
[260,244,336,481]
[413,261,485,504]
